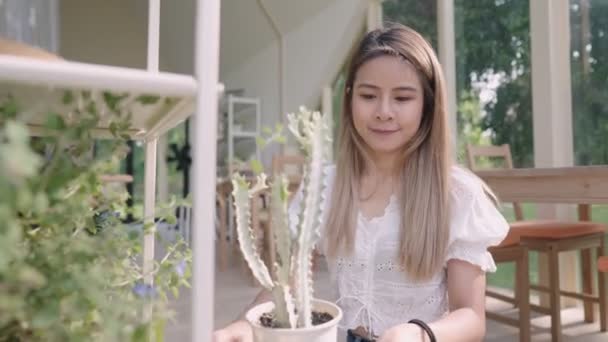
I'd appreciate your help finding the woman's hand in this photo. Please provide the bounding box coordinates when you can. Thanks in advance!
[212,319,253,342]
[376,323,425,342]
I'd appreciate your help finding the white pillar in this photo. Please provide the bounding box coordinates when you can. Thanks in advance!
[531,0,574,169]
[192,0,221,340]
[367,0,383,32]
[437,0,458,156]
[530,0,577,307]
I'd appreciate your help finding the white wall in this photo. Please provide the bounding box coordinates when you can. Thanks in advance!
[158,0,195,74]
[220,0,367,166]
[59,0,149,68]
[284,0,367,112]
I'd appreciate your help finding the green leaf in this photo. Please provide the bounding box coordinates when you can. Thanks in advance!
[109,122,118,136]
[45,113,66,130]
[153,319,166,341]
[16,189,33,210]
[103,92,128,112]
[31,301,59,328]
[255,136,266,149]
[250,159,264,175]
[131,324,148,342]
[0,98,18,119]
[62,90,74,105]
[136,95,161,105]
[33,192,49,213]
[143,222,156,234]
[85,100,97,116]
[262,126,273,135]
[165,214,177,225]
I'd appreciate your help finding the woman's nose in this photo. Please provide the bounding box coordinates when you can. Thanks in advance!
[376,97,394,121]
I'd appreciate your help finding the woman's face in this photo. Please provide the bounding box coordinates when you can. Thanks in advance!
[351,55,424,159]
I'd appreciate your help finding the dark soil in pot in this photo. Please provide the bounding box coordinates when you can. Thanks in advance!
[259,311,334,328]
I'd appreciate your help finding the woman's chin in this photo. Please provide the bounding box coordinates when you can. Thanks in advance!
[366,145,404,157]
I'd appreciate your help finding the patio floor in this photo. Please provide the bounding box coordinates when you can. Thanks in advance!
[164,250,608,341]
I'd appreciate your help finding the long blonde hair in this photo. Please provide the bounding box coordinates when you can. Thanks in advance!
[325,24,452,281]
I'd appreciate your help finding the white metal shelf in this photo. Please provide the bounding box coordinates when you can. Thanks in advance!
[226,95,261,176]
[0,55,198,140]
[0,1,220,340]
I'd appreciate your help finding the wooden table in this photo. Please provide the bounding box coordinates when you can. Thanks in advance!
[474,165,608,204]
[475,165,608,316]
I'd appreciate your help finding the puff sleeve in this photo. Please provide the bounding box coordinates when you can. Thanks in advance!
[445,167,510,272]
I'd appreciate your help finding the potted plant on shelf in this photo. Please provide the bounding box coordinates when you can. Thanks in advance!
[231,107,341,342]
[0,91,191,342]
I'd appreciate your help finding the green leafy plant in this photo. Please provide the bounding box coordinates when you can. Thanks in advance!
[0,91,191,342]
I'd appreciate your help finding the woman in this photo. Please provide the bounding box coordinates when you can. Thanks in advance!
[214,23,509,342]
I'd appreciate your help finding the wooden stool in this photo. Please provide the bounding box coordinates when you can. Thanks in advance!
[515,220,607,342]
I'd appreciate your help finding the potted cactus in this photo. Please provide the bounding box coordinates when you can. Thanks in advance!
[231,107,341,342]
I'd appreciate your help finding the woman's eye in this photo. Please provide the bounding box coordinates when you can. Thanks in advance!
[395,97,411,102]
[359,94,376,100]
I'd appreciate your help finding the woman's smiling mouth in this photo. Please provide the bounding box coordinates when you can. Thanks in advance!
[369,127,400,135]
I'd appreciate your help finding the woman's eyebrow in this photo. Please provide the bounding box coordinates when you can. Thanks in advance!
[393,86,418,92]
[356,83,418,92]
[356,83,379,90]
[357,83,418,92]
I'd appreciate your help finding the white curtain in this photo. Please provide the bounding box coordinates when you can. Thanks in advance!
[0,0,59,52]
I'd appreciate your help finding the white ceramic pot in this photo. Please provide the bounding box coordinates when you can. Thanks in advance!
[245,299,342,342]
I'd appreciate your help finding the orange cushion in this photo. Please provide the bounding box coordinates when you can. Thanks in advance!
[496,228,522,247]
[599,257,608,273]
[510,220,606,240]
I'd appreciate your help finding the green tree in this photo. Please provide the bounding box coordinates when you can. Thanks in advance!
[383,0,437,50]
[385,0,608,167]
[454,0,532,167]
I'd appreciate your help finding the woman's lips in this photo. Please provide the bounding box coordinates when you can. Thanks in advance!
[369,128,400,135]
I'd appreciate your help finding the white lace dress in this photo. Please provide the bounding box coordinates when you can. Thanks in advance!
[288,165,509,336]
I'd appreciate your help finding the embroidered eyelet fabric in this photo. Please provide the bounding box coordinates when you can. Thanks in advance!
[288,165,509,336]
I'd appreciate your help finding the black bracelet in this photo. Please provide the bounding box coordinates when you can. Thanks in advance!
[408,319,437,342]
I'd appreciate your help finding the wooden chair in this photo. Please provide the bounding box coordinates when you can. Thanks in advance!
[465,146,531,342]
[271,154,305,194]
[467,144,607,342]
[600,257,608,273]
[215,194,229,271]
[596,257,608,326]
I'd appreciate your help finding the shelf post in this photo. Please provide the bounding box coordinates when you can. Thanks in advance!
[142,0,161,324]
[192,0,221,341]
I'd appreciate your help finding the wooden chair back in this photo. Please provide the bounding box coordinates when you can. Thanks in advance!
[466,144,523,220]
[272,154,305,193]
